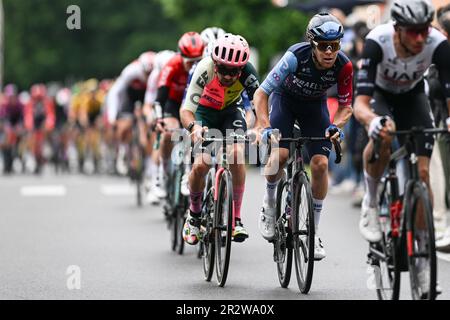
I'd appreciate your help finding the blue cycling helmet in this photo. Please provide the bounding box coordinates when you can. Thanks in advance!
[306,12,344,42]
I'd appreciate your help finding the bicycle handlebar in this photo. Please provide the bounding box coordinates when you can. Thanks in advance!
[369,127,450,164]
[276,136,342,164]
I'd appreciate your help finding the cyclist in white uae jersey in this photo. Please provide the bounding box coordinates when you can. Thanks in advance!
[354,0,450,297]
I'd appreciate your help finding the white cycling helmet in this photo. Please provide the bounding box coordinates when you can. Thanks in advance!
[201,27,226,45]
[201,27,227,58]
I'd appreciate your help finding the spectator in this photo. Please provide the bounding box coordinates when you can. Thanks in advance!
[429,4,450,252]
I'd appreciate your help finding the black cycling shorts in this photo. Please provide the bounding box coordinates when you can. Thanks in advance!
[370,86,435,158]
[118,87,146,119]
[163,99,181,122]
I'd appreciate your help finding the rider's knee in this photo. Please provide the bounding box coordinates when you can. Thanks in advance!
[419,166,430,184]
[192,163,209,178]
[311,156,328,176]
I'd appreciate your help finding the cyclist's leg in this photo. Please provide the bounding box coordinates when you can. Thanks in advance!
[297,98,332,234]
[222,105,248,240]
[259,92,292,241]
[363,91,396,205]
[184,152,212,245]
[265,92,293,195]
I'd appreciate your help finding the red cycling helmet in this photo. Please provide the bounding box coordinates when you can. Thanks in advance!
[178,32,205,59]
[31,84,47,99]
[212,33,250,67]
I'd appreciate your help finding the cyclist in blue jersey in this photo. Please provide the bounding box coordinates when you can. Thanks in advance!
[253,13,354,260]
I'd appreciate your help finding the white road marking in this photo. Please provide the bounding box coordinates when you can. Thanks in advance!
[100,184,136,196]
[21,185,67,197]
[437,252,450,263]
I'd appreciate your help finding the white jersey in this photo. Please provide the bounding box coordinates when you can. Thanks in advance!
[144,50,175,105]
[106,61,148,124]
[366,23,446,94]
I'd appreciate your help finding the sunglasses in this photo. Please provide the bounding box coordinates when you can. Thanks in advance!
[216,64,242,77]
[183,57,202,64]
[402,26,431,38]
[312,40,341,52]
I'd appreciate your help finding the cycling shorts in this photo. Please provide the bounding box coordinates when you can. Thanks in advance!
[118,87,146,119]
[370,87,435,158]
[269,91,332,158]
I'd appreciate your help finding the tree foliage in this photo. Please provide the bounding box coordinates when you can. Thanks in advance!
[3,0,309,88]
[157,0,309,75]
[4,0,181,89]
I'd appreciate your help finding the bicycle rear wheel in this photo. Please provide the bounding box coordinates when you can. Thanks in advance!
[201,170,216,282]
[405,181,437,300]
[292,172,315,294]
[275,177,293,288]
[214,170,233,287]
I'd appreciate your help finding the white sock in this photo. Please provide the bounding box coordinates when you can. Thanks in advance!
[313,198,324,233]
[145,157,153,178]
[264,179,280,206]
[364,171,379,208]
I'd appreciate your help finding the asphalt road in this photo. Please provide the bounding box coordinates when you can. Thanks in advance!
[1,167,449,300]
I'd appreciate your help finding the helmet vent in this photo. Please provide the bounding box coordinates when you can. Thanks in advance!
[228,49,234,62]
[235,51,241,63]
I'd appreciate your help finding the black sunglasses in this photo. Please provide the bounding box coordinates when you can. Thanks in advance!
[216,64,242,77]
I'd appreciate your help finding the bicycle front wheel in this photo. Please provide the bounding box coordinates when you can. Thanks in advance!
[405,181,437,300]
[375,179,401,300]
[201,170,216,282]
[292,172,315,294]
[214,170,233,287]
[275,177,293,288]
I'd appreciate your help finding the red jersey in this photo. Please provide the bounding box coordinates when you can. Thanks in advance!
[157,54,189,105]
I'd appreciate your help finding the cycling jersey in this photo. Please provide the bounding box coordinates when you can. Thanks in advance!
[24,98,55,131]
[156,54,190,106]
[144,50,175,105]
[106,60,149,123]
[260,42,353,107]
[182,56,259,113]
[0,101,24,127]
[183,60,254,112]
[356,23,450,97]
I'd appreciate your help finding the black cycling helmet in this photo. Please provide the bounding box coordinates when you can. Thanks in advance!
[391,0,435,27]
[306,12,344,42]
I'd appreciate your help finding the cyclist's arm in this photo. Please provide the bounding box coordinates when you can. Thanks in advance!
[254,51,297,129]
[334,60,354,128]
[354,39,383,129]
[432,40,450,124]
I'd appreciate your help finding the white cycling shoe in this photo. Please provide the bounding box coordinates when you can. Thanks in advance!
[359,196,382,243]
[314,235,326,261]
[144,189,160,205]
[259,200,276,241]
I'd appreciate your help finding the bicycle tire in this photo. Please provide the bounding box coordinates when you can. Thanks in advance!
[292,172,315,294]
[202,170,216,282]
[173,169,185,255]
[375,180,401,300]
[275,177,293,288]
[405,181,437,300]
[214,169,233,287]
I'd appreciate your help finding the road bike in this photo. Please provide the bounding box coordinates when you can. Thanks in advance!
[367,126,449,300]
[271,129,342,294]
[196,133,252,287]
